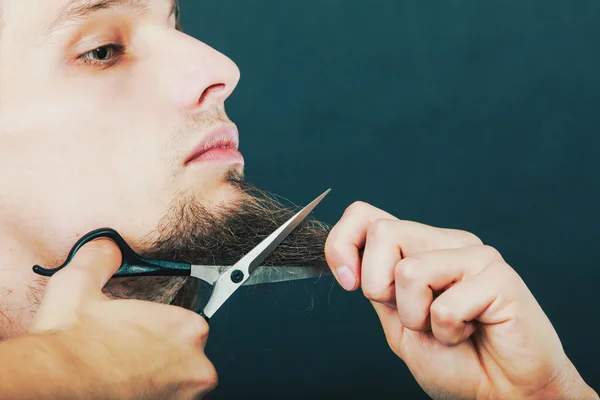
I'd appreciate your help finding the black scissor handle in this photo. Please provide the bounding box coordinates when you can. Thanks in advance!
[33,227,191,278]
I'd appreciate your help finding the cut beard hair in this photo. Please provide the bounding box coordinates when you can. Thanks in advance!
[103,170,331,312]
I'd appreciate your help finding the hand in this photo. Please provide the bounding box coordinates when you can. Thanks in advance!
[325,202,598,400]
[30,238,217,400]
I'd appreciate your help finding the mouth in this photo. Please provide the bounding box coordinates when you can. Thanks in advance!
[184,124,244,166]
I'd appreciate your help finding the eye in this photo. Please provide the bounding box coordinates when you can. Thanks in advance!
[90,46,113,60]
[78,44,125,68]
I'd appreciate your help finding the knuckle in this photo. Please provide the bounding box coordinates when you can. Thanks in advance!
[362,285,391,304]
[186,358,218,396]
[399,309,429,331]
[186,312,210,340]
[487,259,510,273]
[395,257,422,286]
[366,218,394,238]
[479,245,503,261]
[489,260,523,287]
[430,302,457,327]
[197,361,218,392]
[344,201,371,217]
[448,229,483,246]
[170,308,210,342]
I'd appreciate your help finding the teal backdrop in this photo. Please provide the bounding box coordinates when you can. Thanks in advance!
[179,1,600,398]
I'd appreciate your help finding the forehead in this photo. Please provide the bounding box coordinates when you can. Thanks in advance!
[4,0,77,30]
[1,0,76,48]
[1,0,173,44]
[2,0,56,36]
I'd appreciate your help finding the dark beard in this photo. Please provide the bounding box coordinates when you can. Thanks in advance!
[103,170,331,312]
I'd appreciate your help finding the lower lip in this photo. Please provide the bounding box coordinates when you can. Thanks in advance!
[191,148,244,165]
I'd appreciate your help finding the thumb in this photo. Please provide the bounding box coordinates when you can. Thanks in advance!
[32,238,123,332]
[48,238,123,297]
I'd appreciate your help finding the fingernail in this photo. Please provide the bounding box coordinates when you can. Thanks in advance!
[336,265,356,291]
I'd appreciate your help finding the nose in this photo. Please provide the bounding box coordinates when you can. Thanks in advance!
[167,32,241,112]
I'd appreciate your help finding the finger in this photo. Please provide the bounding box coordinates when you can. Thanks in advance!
[395,245,503,332]
[92,300,211,346]
[429,260,522,346]
[325,201,396,290]
[325,202,483,292]
[360,219,485,306]
[47,238,123,299]
[33,239,124,331]
[360,219,402,305]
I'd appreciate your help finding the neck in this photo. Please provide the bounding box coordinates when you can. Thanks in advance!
[0,226,49,337]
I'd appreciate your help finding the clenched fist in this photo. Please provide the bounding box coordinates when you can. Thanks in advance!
[325,202,598,400]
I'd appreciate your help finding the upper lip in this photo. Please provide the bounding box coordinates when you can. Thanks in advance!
[184,123,240,165]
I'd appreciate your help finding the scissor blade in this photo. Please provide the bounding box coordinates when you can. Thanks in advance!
[201,188,330,319]
[236,188,331,273]
[241,265,333,286]
[190,265,223,286]
[190,264,333,286]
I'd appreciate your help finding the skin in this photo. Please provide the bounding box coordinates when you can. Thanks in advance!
[0,238,217,400]
[0,0,597,399]
[325,202,599,399]
[0,0,242,334]
[0,0,236,396]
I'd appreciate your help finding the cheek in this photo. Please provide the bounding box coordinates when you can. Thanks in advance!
[13,77,168,169]
[6,92,116,168]
[1,82,175,222]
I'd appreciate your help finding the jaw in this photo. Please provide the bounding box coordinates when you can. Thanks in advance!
[0,270,46,337]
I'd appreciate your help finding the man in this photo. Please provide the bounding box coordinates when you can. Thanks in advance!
[0,0,597,399]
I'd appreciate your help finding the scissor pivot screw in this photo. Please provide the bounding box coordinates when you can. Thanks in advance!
[230,269,244,283]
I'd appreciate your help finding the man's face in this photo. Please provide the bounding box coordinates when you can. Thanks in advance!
[0,1,243,265]
[0,0,330,326]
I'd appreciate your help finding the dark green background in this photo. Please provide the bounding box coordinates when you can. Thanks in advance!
[179,1,600,398]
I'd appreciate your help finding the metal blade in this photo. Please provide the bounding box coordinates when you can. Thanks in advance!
[201,188,330,319]
[190,265,223,286]
[235,188,331,275]
[190,264,333,286]
[242,265,333,286]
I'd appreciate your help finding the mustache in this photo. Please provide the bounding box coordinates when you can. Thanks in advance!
[184,106,232,132]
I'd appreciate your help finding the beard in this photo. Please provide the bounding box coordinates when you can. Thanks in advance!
[102,169,331,312]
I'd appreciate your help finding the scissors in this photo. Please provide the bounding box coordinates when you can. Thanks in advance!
[33,189,332,321]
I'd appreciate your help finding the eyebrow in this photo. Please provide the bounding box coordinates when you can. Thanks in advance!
[46,0,177,36]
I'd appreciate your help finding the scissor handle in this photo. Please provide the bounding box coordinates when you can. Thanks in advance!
[33,228,191,278]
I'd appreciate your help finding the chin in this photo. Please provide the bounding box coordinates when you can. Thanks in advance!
[197,164,247,206]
